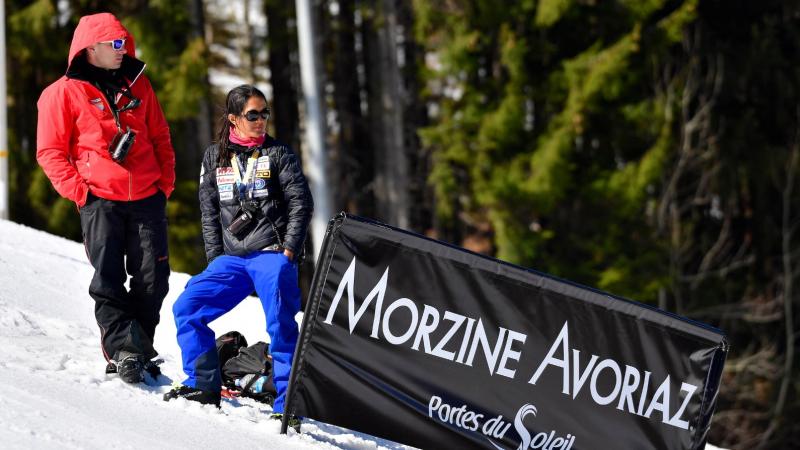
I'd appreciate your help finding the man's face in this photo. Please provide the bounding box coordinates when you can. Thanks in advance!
[87,38,127,70]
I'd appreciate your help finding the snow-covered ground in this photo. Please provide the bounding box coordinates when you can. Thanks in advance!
[0,219,727,449]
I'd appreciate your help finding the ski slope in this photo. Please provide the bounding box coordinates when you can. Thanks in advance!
[0,219,727,449]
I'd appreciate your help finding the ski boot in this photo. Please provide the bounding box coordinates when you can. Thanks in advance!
[163,384,221,408]
[117,355,145,384]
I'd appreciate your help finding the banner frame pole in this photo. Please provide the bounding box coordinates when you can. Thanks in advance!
[281,213,345,434]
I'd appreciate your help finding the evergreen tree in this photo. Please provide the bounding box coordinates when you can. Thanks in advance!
[414,1,800,447]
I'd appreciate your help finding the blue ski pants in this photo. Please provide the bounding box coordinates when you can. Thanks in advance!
[172,251,300,413]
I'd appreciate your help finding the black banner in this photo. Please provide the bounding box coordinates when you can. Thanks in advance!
[284,214,727,449]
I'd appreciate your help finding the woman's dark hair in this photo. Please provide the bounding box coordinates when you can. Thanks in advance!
[217,84,268,165]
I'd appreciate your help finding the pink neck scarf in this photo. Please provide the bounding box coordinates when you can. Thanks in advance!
[229,126,266,147]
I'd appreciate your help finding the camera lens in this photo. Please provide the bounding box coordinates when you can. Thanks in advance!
[109,128,136,163]
[227,209,253,237]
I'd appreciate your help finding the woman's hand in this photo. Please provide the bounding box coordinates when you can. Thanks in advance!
[283,248,295,261]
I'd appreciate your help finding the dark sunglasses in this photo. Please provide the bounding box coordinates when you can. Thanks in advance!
[242,108,270,122]
[100,38,126,51]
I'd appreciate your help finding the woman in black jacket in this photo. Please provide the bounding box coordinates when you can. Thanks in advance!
[164,85,313,415]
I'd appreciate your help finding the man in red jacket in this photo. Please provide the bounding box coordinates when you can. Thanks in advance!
[36,13,175,384]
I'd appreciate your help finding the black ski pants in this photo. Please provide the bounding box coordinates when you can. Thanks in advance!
[79,191,170,362]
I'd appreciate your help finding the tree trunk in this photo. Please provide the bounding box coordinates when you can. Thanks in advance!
[189,0,214,171]
[397,1,429,234]
[242,0,256,82]
[265,0,300,151]
[329,0,372,216]
[363,0,408,228]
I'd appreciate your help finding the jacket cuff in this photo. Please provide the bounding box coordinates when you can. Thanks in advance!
[207,251,222,263]
[283,237,301,256]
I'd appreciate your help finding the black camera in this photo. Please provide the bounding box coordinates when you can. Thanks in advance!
[109,126,136,163]
[227,208,254,238]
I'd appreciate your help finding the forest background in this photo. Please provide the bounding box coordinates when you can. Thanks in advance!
[5,1,798,449]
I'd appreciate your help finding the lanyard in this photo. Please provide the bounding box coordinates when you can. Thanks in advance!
[92,80,134,133]
[230,150,260,200]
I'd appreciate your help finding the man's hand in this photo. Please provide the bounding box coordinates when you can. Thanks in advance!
[283,248,295,261]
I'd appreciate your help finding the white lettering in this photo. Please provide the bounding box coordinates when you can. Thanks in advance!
[428,396,484,433]
[527,322,698,430]
[546,437,564,450]
[589,359,622,405]
[382,298,418,345]
[616,365,641,413]
[637,371,652,416]
[328,258,701,432]
[464,411,482,431]
[466,319,508,376]
[571,350,598,399]
[531,432,548,448]
[482,415,511,439]
[430,311,464,361]
[323,257,388,338]
[428,395,441,418]
[411,304,440,353]
[455,317,476,364]
[497,330,527,379]
[529,321,570,394]
[644,375,671,422]
[513,404,536,450]
[438,403,451,421]
[667,382,698,430]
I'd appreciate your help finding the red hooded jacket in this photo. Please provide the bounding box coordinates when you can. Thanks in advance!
[36,13,175,206]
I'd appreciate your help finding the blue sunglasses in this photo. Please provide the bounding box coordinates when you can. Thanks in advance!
[100,38,126,51]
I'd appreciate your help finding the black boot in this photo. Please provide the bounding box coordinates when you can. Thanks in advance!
[163,385,221,407]
[143,359,162,379]
[117,355,144,384]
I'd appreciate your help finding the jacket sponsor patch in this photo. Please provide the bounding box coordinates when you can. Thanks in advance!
[90,98,105,111]
[256,157,270,171]
[256,170,271,178]
[218,184,234,192]
[216,167,235,185]
[219,191,234,201]
[252,188,269,198]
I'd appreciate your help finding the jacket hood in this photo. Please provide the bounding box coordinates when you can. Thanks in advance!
[67,13,137,66]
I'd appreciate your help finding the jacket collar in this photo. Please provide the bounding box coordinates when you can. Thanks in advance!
[67,54,145,88]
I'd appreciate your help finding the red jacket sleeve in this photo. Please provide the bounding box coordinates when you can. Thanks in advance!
[36,82,90,206]
[142,77,176,198]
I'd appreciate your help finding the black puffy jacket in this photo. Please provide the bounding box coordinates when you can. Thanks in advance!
[198,137,313,261]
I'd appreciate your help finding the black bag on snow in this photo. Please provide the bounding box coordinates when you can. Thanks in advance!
[215,332,276,404]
